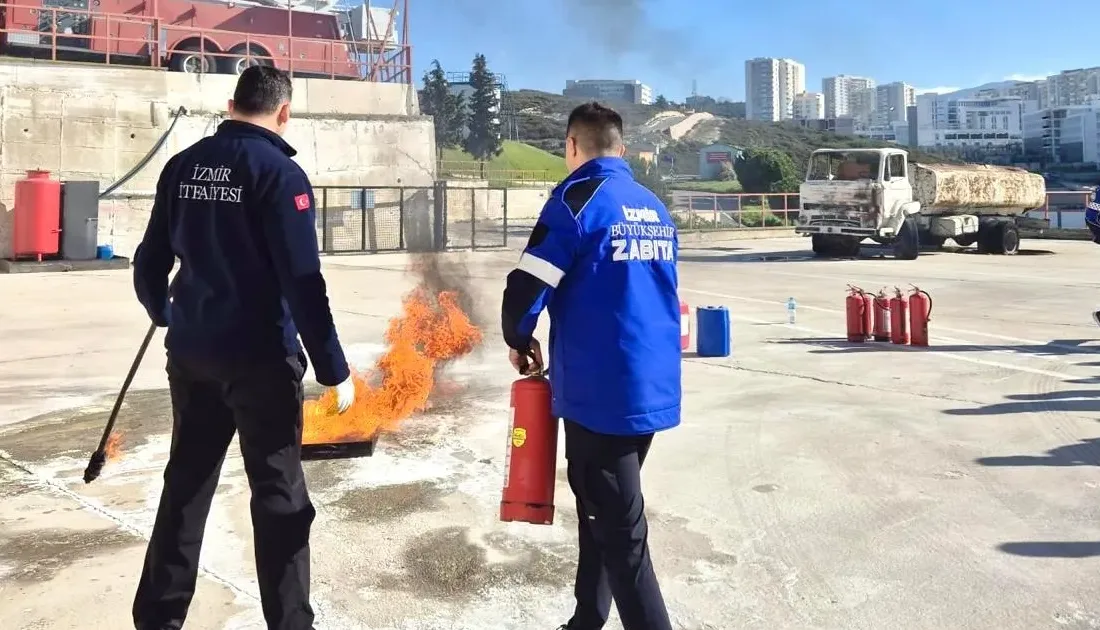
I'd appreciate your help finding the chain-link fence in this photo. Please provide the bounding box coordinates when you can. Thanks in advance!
[314,183,512,254]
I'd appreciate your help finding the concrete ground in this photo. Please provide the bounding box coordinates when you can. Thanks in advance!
[4,237,1100,629]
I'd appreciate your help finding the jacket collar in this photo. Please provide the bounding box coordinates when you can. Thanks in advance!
[558,156,633,191]
[216,119,297,157]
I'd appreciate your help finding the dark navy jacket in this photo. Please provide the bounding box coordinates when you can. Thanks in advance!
[500,157,681,436]
[1086,186,1100,243]
[132,120,350,386]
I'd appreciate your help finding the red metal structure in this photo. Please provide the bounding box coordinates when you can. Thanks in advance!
[0,0,411,81]
[500,374,557,526]
[872,290,890,342]
[12,169,61,261]
[845,286,866,342]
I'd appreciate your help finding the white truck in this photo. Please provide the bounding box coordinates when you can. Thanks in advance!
[794,147,1049,259]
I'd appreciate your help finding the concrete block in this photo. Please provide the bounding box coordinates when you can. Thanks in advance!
[62,95,118,121]
[62,119,116,149]
[302,79,411,116]
[3,117,63,146]
[4,142,62,173]
[116,126,165,153]
[61,145,117,176]
[2,88,65,117]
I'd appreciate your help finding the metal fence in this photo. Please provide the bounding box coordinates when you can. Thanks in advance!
[669,192,801,230]
[313,183,511,254]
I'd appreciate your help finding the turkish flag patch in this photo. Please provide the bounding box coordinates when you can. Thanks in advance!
[293,193,311,212]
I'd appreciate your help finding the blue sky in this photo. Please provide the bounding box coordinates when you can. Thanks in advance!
[410,0,1091,100]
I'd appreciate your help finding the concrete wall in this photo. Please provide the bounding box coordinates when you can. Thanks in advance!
[0,60,436,258]
[443,180,551,223]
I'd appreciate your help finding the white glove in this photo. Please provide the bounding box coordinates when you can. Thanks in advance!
[333,376,355,413]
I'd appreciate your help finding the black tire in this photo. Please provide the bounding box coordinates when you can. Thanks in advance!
[893,217,919,260]
[919,230,946,249]
[169,46,214,74]
[221,44,271,75]
[954,234,977,247]
[811,234,834,257]
[840,237,861,257]
[992,222,1020,255]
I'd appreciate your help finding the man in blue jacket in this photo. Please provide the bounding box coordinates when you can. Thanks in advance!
[501,102,679,630]
[131,66,353,630]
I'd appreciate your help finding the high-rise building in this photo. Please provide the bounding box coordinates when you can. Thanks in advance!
[744,57,805,121]
[850,87,877,127]
[913,93,1025,151]
[563,79,654,105]
[874,82,916,125]
[1023,103,1100,163]
[821,75,875,118]
[1045,67,1100,107]
[793,92,824,120]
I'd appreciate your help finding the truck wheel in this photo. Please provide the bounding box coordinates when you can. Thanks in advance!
[169,46,214,74]
[893,217,919,260]
[222,44,272,75]
[993,222,1020,255]
[842,238,861,257]
[811,235,834,257]
[954,234,977,247]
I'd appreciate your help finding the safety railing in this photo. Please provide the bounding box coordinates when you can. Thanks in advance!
[437,161,556,186]
[669,192,801,230]
[1028,190,1094,230]
[0,0,412,82]
[313,183,511,254]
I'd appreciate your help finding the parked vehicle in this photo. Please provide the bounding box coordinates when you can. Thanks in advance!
[795,147,1049,259]
[0,0,403,79]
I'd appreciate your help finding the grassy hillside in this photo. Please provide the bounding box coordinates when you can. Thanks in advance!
[506,89,960,173]
[439,140,567,184]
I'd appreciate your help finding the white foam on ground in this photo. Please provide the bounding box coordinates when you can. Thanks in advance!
[0,394,102,428]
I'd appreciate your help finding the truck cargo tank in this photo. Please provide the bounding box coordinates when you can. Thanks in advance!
[910,163,1046,217]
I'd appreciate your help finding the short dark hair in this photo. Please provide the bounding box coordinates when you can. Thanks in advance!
[566,102,624,154]
[232,66,293,116]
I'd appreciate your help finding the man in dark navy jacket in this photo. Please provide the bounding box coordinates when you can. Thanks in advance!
[501,102,678,630]
[131,66,352,630]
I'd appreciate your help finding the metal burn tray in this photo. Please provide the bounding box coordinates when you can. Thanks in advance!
[301,439,377,460]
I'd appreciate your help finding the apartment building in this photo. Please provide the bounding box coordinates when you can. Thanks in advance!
[1045,67,1100,108]
[821,75,875,118]
[874,82,916,125]
[563,79,654,105]
[744,57,805,121]
[793,92,824,120]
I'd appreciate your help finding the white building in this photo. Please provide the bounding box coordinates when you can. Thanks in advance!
[793,91,824,120]
[850,87,877,128]
[1045,68,1100,108]
[1023,103,1100,163]
[821,75,875,118]
[875,82,916,125]
[912,94,1025,150]
[563,79,653,105]
[745,57,805,121]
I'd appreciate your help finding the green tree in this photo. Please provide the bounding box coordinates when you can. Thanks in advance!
[628,157,670,206]
[654,94,670,109]
[733,148,801,193]
[463,53,503,163]
[420,60,466,159]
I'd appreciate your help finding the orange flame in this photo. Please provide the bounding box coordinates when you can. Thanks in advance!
[104,432,123,461]
[302,287,482,444]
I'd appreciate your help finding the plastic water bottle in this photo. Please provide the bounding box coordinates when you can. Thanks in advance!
[786,297,797,324]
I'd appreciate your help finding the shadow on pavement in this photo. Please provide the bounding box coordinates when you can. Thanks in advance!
[999,542,1100,558]
[774,337,1100,359]
[976,438,1100,466]
[676,245,1054,264]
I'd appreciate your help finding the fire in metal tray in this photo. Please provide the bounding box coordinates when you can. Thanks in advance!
[301,283,482,448]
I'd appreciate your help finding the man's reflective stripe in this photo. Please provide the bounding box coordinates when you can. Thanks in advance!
[517,252,564,288]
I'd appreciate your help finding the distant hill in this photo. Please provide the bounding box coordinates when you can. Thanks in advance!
[506,89,958,175]
[439,140,566,184]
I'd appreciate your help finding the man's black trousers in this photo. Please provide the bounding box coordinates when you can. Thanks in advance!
[133,352,316,630]
[563,419,672,630]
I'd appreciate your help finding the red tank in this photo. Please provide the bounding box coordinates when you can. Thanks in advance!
[500,374,557,525]
[12,170,61,261]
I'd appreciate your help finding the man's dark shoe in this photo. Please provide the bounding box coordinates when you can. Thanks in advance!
[1093,310,1100,328]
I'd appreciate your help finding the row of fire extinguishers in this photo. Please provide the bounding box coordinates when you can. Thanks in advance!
[845,285,932,347]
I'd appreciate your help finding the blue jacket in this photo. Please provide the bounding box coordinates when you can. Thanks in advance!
[1086,186,1100,243]
[132,120,350,386]
[500,157,681,436]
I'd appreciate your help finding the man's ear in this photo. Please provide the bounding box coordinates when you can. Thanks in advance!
[617,144,626,158]
[277,102,291,125]
[227,99,236,115]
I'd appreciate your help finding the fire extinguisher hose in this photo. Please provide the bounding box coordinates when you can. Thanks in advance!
[911,286,933,319]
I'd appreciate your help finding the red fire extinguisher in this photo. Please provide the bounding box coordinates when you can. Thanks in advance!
[872,290,890,342]
[845,286,867,342]
[909,286,932,347]
[500,368,557,525]
[860,289,873,341]
[889,287,909,345]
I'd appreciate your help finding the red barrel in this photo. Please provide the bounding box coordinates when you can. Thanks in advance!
[680,299,690,351]
[500,375,557,525]
[12,170,61,261]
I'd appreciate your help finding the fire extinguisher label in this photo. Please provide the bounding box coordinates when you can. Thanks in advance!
[503,406,515,489]
[511,427,527,448]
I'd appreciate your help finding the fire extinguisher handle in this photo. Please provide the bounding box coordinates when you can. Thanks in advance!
[519,350,546,377]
